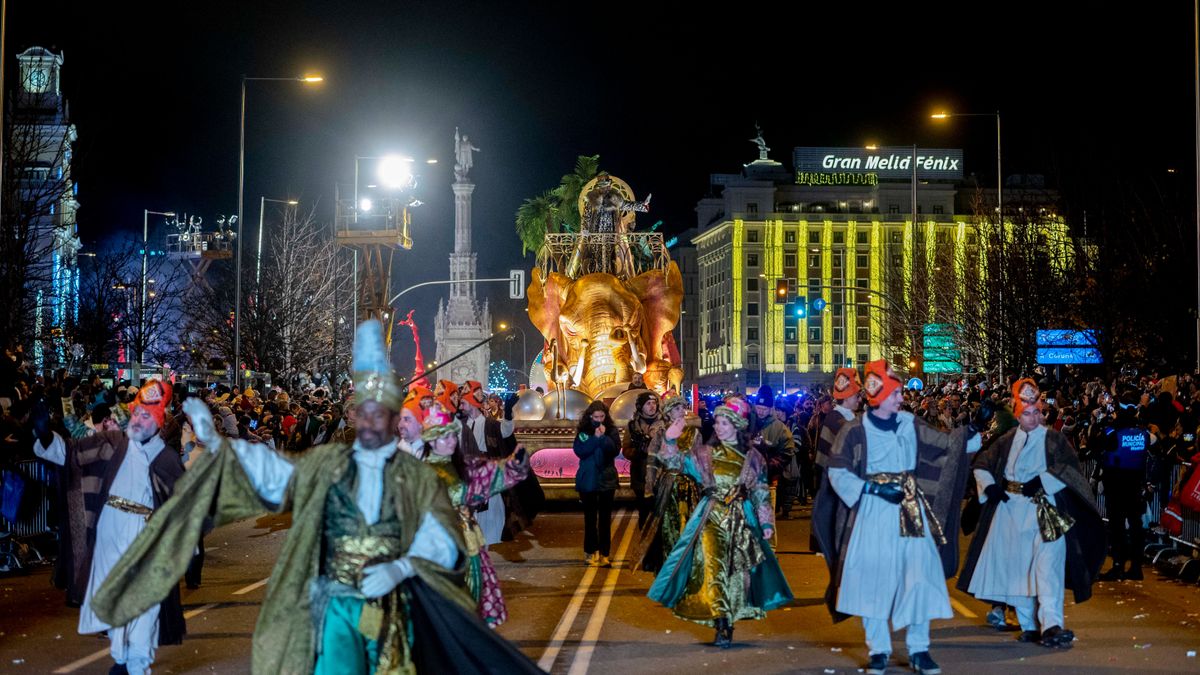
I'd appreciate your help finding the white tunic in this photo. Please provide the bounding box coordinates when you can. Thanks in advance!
[967,425,1067,603]
[34,432,166,634]
[828,412,953,628]
[466,415,509,546]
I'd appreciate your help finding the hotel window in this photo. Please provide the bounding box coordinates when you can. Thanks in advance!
[809,327,822,342]
[856,253,869,268]
[833,327,844,342]
[933,205,944,214]
[857,232,868,244]
[746,202,759,214]
[809,254,821,268]
[833,231,844,244]
[784,253,797,268]
[857,327,869,342]
[786,353,796,365]
[748,326,758,341]
[748,253,759,267]
[747,229,759,242]
[889,205,900,214]
[810,352,821,366]
[747,353,759,366]
[785,231,796,243]
[892,255,902,267]
[785,327,796,341]
[857,303,869,318]
[809,231,821,244]
[858,352,869,365]
[748,303,759,316]
[747,278,758,292]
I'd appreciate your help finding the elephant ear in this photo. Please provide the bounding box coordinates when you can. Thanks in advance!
[527,268,571,346]
[626,261,683,362]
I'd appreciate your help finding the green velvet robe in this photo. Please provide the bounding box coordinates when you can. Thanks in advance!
[92,442,470,675]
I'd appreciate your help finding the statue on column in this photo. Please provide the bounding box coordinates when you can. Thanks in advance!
[750,124,770,161]
[454,127,481,181]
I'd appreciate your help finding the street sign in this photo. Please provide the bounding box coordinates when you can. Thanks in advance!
[1036,329,1102,365]
[924,360,961,373]
[509,269,526,300]
[811,297,827,312]
[906,377,924,390]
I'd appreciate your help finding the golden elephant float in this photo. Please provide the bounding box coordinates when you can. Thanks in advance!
[527,262,684,399]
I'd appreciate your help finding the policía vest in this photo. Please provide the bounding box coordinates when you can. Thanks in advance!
[1102,426,1150,471]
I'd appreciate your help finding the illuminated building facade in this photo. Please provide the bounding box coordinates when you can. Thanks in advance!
[12,47,81,369]
[692,145,1071,394]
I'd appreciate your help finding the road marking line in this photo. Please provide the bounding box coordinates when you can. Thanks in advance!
[232,577,270,595]
[537,510,630,672]
[53,603,221,673]
[567,511,637,675]
[950,596,978,619]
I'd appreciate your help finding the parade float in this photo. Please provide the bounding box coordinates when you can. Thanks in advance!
[510,168,686,498]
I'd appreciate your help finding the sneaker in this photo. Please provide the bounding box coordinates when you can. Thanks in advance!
[985,607,1006,629]
[908,651,941,674]
[1039,626,1075,649]
[585,552,599,566]
[597,555,612,568]
[865,652,889,675]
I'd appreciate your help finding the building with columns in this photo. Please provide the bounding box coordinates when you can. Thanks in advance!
[691,142,1072,394]
[11,46,81,369]
[433,128,490,383]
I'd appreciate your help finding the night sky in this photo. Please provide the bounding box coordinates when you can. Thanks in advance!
[7,2,1195,372]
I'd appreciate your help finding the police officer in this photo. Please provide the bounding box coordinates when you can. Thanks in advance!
[1096,391,1153,581]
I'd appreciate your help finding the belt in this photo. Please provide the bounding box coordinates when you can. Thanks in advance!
[866,471,946,545]
[106,495,154,518]
[1005,480,1026,495]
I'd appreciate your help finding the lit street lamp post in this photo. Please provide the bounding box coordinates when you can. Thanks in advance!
[139,208,175,382]
[257,196,299,286]
[932,110,1003,383]
[498,321,528,380]
[235,73,322,387]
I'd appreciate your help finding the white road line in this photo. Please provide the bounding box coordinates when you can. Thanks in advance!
[53,603,221,673]
[567,511,637,675]
[232,577,270,595]
[950,596,979,619]
[537,510,631,672]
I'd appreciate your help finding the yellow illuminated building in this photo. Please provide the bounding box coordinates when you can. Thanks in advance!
[688,149,1072,394]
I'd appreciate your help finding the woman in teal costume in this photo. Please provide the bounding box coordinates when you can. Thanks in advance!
[647,400,793,648]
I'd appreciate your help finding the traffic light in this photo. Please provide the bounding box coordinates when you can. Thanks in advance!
[775,279,788,304]
[793,298,807,318]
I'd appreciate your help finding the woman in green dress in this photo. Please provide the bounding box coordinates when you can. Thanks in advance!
[647,399,793,648]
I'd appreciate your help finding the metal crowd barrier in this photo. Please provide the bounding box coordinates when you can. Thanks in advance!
[1079,459,1200,549]
[0,459,53,538]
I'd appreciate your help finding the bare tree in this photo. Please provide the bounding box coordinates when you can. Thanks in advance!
[183,206,351,382]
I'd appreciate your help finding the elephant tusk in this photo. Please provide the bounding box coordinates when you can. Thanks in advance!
[627,334,647,374]
[570,339,587,388]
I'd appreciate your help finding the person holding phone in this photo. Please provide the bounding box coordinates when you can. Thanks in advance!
[573,401,621,567]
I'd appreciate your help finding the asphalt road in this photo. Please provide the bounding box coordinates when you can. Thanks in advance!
[3,505,1200,674]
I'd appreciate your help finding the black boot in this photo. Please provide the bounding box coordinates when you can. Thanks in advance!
[909,651,941,674]
[1039,625,1075,648]
[712,617,733,649]
[1098,562,1125,581]
[108,664,129,675]
[865,653,889,675]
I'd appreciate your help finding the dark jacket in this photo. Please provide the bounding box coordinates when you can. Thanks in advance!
[573,427,620,493]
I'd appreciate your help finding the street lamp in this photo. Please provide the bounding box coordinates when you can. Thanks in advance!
[931,110,1004,382]
[498,321,528,379]
[257,196,299,286]
[140,209,175,381]
[235,73,322,386]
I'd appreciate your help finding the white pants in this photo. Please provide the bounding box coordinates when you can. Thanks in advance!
[863,617,929,656]
[109,603,159,675]
[1010,593,1064,633]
